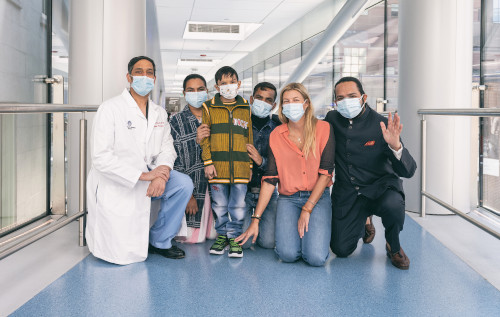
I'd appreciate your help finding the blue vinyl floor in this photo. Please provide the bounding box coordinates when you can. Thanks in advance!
[13,216,500,316]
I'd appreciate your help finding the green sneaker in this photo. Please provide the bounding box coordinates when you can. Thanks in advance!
[210,235,228,255]
[228,238,243,258]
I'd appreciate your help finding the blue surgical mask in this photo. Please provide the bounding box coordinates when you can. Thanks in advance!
[282,101,306,122]
[131,76,154,96]
[336,96,364,119]
[251,99,273,118]
[185,91,208,108]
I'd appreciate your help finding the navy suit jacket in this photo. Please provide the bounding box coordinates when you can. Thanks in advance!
[324,106,417,217]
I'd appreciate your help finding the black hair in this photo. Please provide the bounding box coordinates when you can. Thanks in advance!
[214,66,239,83]
[334,76,365,97]
[253,82,277,101]
[183,74,207,91]
[128,56,156,75]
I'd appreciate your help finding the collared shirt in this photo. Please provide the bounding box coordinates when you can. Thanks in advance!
[248,114,280,189]
[263,120,335,196]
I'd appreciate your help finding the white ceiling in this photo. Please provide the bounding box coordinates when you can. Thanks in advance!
[155,0,327,95]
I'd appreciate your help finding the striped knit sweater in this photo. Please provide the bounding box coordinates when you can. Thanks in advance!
[201,94,253,184]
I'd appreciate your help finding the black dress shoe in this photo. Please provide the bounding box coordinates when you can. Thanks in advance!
[148,243,185,259]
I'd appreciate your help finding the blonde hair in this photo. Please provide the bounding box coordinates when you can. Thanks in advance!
[278,83,317,159]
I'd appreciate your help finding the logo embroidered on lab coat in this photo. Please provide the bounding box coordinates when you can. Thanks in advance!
[150,155,158,165]
[127,121,136,129]
[364,140,375,146]
[154,121,165,128]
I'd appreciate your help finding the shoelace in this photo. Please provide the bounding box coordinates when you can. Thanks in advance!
[214,236,227,247]
[228,239,240,249]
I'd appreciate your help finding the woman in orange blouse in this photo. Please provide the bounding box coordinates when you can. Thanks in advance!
[236,83,335,266]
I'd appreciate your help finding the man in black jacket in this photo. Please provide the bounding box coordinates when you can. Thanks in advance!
[325,77,417,270]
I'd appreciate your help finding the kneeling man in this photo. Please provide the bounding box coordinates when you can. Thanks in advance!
[326,77,417,270]
[86,56,193,265]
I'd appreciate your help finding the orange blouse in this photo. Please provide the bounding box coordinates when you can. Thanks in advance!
[262,120,335,195]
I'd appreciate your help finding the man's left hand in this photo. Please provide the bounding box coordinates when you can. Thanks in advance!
[246,144,263,166]
[147,177,166,197]
[380,112,402,150]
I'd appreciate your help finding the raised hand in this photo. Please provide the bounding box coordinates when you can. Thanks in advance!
[380,112,402,150]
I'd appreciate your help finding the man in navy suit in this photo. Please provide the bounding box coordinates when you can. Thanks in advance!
[325,77,417,270]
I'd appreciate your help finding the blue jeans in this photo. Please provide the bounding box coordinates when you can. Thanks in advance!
[275,189,332,267]
[149,170,193,249]
[211,183,247,238]
[241,190,278,249]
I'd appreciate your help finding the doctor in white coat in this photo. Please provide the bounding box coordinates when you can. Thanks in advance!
[86,56,193,265]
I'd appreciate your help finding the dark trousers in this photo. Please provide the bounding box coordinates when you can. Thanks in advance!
[330,189,405,257]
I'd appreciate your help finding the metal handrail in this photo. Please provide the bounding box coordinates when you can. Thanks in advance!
[419,107,500,241]
[0,103,98,260]
[0,103,98,113]
[418,108,500,116]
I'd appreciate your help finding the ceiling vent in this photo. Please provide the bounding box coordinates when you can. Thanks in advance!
[183,21,261,41]
[188,23,240,34]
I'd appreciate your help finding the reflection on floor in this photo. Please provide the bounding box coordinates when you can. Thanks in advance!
[11,216,500,316]
[409,211,500,291]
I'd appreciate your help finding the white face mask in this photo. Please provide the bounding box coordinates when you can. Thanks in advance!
[336,95,364,119]
[218,84,238,99]
[282,101,306,122]
[185,91,208,108]
[251,99,273,118]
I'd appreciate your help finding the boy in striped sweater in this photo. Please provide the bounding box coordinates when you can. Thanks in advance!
[201,66,253,257]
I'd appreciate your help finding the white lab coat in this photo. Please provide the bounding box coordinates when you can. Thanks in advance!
[86,89,177,265]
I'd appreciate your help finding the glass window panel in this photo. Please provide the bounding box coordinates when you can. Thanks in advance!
[1,1,49,233]
[334,2,385,110]
[241,68,253,101]
[264,54,280,88]
[386,0,400,111]
[279,44,301,87]
[303,34,333,119]
[480,0,500,214]
[253,62,265,87]
[302,32,323,56]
